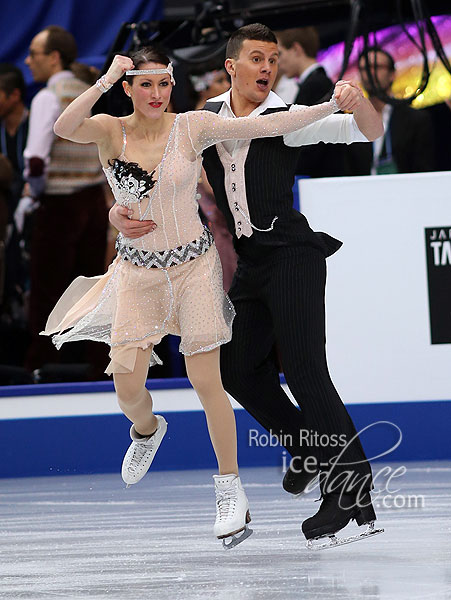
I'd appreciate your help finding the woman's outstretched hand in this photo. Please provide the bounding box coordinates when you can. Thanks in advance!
[333,80,364,112]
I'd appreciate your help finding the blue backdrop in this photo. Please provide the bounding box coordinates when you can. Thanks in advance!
[0,0,163,85]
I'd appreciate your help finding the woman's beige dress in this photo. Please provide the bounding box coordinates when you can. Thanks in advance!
[42,102,338,374]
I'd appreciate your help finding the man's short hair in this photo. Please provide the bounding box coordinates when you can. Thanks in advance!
[358,46,396,72]
[0,63,26,101]
[43,25,78,70]
[226,23,278,60]
[276,27,320,59]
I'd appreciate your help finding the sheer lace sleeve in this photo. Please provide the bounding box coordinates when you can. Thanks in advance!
[185,99,339,155]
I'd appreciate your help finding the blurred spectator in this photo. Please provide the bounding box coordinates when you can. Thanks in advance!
[273,70,298,105]
[189,63,230,110]
[276,27,348,178]
[277,27,333,105]
[423,93,451,172]
[0,64,29,318]
[345,46,435,175]
[23,25,108,378]
[70,62,100,86]
[0,154,13,304]
[0,156,31,383]
[0,64,28,216]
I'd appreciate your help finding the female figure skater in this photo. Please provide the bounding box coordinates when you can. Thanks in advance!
[43,47,340,547]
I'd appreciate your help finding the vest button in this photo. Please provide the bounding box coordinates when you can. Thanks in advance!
[231,164,236,171]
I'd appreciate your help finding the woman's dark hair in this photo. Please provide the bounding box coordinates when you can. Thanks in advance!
[125,47,170,85]
[226,23,278,60]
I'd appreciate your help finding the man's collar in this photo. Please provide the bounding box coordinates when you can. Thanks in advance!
[208,88,287,117]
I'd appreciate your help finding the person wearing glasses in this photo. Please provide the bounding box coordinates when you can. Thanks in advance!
[23,25,108,377]
[345,46,435,176]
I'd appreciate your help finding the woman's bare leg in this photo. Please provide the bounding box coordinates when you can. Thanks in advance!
[113,347,158,435]
[185,347,238,475]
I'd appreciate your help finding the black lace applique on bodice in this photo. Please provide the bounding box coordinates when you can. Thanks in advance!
[108,158,156,202]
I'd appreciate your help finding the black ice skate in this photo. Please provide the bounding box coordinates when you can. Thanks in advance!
[283,461,319,495]
[302,491,384,550]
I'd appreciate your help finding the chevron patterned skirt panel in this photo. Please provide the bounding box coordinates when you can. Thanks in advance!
[115,227,214,269]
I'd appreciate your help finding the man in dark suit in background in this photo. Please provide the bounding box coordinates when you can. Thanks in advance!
[423,95,451,172]
[277,27,332,106]
[345,46,435,176]
[277,27,348,177]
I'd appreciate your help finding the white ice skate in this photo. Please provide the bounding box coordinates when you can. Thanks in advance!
[213,474,253,549]
[121,415,167,487]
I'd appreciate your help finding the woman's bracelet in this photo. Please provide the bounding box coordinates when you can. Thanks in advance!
[95,75,114,93]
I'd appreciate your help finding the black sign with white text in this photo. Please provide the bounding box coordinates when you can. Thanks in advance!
[425,227,451,344]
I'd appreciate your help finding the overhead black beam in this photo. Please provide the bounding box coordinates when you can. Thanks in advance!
[156,0,451,50]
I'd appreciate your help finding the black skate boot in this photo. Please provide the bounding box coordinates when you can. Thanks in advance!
[283,459,319,495]
[302,490,384,550]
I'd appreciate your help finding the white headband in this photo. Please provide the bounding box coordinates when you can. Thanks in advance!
[126,62,176,85]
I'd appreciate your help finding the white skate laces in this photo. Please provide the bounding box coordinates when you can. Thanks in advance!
[213,474,253,549]
[216,487,237,520]
[121,415,168,486]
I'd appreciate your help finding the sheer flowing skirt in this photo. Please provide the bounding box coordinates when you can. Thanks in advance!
[42,245,235,374]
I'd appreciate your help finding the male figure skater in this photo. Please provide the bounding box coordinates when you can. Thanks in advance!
[110,24,384,547]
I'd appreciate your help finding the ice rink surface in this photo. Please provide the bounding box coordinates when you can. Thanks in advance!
[1,462,450,600]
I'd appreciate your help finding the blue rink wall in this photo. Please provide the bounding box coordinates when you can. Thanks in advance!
[0,378,450,479]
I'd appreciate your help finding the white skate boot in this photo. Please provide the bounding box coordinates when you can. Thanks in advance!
[213,474,253,549]
[121,415,167,487]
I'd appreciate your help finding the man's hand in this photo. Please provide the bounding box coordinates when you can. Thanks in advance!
[109,204,157,239]
[333,80,383,141]
[334,80,364,112]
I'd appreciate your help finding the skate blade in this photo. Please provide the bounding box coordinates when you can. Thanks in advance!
[306,522,384,551]
[222,526,253,550]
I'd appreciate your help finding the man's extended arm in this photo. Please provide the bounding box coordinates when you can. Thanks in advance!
[284,80,384,147]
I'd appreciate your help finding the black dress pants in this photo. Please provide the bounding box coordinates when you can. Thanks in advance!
[221,245,373,492]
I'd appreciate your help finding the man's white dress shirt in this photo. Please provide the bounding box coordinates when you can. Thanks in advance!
[205,89,369,238]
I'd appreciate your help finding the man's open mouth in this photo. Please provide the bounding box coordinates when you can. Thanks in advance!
[256,79,269,90]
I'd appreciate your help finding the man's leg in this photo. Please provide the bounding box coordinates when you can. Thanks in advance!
[221,270,305,459]
[267,247,372,493]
